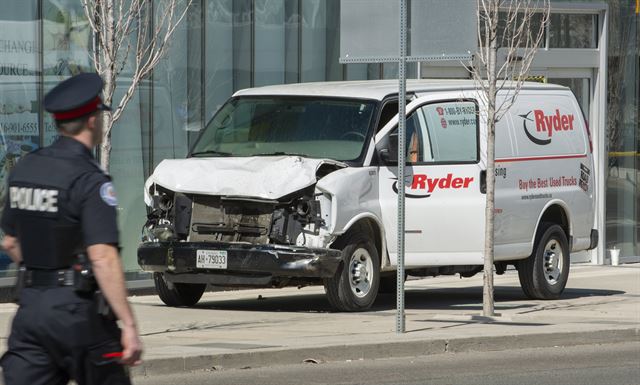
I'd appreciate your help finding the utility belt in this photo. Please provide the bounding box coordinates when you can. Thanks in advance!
[16,253,95,291]
[19,266,97,291]
[15,263,115,320]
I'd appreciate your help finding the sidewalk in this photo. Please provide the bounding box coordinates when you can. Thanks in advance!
[1,264,638,378]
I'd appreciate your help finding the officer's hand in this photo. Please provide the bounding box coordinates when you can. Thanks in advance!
[120,325,143,366]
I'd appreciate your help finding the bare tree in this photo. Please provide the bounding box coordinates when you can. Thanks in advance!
[81,0,191,169]
[466,0,550,317]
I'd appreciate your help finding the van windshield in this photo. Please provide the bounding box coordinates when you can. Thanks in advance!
[190,97,376,161]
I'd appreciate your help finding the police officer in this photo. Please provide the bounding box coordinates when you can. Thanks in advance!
[0,73,142,384]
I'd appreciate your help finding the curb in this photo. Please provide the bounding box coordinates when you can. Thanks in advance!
[131,328,639,377]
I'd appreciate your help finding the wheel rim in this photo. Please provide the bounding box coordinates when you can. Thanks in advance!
[348,248,374,298]
[543,238,563,285]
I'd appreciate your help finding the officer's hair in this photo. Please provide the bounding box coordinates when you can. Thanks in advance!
[55,114,92,136]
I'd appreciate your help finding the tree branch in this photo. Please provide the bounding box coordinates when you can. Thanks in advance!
[80,0,192,167]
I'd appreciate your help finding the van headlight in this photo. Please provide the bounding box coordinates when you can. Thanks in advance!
[157,193,173,211]
[141,219,176,242]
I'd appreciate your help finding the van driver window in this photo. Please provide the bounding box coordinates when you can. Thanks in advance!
[417,101,478,163]
[388,101,478,164]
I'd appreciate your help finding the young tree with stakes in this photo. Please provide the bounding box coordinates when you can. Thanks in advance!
[81,0,192,169]
[466,0,550,316]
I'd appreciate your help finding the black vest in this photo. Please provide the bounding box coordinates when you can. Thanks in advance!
[7,144,100,269]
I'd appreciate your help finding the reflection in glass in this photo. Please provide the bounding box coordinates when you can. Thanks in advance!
[284,0,300,84]
[382,62,417,79]
[187,0,203,137]
[324,0,341,81]
[233,0,252,90]
[153,1,191,165]
[605,6,638,259]
[205,0,233,121]
[480,12,546,48]
[42,0,93,145]
[0,3,38,274]
[549,14,597,49]
[255,0,285,86]
[302,0,329,81]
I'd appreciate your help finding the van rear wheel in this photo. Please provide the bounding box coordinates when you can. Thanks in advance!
[323,226,380,312]
[154,272,206,307]
[518,223,570,300]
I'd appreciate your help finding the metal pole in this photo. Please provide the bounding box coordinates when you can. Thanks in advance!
[37,0,44,149]
[396,0,407,335]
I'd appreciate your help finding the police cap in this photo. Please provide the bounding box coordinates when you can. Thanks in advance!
[44,73,111,121]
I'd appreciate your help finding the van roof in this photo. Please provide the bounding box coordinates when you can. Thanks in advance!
[233,79,570,101]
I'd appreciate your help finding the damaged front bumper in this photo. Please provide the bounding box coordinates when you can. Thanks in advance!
[137,241,343,286]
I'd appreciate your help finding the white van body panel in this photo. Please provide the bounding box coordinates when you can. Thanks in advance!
[491,89,595,260]
[315,167,382,233]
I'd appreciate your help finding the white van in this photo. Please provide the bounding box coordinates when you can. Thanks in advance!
[138,80,597,311]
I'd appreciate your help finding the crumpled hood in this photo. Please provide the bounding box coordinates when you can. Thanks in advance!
[148,156,347,200]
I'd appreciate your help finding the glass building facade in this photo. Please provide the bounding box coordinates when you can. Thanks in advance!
[0,0,637,280]
[604,1,639,260]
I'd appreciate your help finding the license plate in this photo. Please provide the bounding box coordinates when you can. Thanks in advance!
[196,250,227,269]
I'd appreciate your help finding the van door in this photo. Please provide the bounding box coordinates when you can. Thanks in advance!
[376,96,486,267]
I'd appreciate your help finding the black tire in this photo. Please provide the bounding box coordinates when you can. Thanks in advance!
[154,272,206,307]
[518,223,570,300]
[323,225,380,312]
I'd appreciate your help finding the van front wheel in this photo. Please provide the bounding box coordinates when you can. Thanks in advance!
[154,272,206,307]
[518,223,570,300]
[323,228,380,312]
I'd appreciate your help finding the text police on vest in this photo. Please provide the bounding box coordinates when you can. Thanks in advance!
[9,187,59,213]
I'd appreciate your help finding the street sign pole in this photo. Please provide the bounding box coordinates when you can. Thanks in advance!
[339,0,475,335]
[395,0,407,335]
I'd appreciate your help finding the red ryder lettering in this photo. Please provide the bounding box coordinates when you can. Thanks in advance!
[411,174,473,192]
[534,109,575,137]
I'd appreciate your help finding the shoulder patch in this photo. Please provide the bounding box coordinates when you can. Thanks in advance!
[99,182,118,206]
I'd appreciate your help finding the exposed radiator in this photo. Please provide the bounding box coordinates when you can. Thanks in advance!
[188,195,274,244]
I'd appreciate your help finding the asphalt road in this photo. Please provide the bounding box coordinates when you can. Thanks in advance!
[135,342,640,385]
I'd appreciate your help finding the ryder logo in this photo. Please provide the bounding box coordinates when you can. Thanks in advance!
[519,109,575,146]
[392,174,474,198]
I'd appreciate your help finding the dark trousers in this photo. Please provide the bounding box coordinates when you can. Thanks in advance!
[1,287,131,385]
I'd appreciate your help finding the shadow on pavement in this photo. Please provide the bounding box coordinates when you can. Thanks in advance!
[183,285,624,314]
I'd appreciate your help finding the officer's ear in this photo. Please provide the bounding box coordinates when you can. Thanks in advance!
[86,114,97,130]
[86,112,104,132]
[86,112,103,145]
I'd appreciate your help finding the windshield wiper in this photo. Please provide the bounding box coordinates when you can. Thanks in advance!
[189,150,233,157]
[253,151,308,157]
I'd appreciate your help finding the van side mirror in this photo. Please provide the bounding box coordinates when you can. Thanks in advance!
[380,132,399,164]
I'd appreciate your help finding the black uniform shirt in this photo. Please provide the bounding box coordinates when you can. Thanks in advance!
[1,137,119,265]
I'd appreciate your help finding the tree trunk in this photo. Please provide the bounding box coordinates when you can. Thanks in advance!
[100,111,113,171]
[482,1,499,318]
[100,0,116,171]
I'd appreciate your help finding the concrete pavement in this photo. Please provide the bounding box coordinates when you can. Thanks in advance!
[0,264,638,379]
[133,342,640,385]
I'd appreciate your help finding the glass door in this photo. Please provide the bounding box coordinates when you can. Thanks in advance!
[547,70,595,263]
